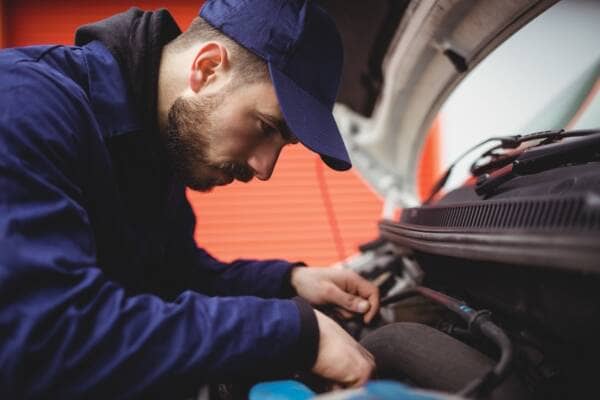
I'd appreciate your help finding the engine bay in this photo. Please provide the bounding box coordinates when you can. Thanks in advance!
[337,129,600,399]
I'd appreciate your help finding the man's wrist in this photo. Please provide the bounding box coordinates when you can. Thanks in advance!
[281,262,307,298]
[291,296,320,369]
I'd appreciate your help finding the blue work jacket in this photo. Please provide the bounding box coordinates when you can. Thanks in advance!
[0,40,311,398]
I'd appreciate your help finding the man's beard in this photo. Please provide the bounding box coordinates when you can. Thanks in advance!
[164,92,254,192]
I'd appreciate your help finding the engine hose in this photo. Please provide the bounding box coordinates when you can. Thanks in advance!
[380,286,514,398]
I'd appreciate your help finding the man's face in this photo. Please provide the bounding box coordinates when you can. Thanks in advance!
[164,80,298,192]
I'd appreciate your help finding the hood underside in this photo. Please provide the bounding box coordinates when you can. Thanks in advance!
[322,0,558,211]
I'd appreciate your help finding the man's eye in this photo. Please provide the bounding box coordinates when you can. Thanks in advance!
[260,120,277,137]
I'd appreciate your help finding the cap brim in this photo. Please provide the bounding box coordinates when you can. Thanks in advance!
[269,63,351,171]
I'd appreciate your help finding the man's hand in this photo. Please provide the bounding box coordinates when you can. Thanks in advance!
[290,267,379,323]
[312,310,375,388]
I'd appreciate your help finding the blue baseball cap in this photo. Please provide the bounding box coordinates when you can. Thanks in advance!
[199,0,351,171]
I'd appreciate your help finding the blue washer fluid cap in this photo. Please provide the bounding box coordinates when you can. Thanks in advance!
[249,380,315,400]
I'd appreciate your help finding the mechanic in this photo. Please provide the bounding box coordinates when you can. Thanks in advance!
[0,0,379,398]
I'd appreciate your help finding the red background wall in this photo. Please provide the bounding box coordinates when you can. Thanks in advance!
[2,0,440,265]
[0,0,6,48]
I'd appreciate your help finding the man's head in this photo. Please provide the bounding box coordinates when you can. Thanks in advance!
[158,0,350,192]
[161,17,297,191]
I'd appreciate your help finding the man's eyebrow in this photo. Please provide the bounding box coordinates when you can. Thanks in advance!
[257,112,298,142]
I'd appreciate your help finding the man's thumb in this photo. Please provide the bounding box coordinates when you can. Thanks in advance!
[329,286,370,314]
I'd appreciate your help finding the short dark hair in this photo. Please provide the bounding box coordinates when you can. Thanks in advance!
[168,16,269,86]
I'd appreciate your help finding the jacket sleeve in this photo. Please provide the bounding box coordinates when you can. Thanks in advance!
[0,61,318,398]
[195,248,303,297]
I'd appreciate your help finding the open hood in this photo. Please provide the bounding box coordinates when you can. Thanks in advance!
[323,0,558,211]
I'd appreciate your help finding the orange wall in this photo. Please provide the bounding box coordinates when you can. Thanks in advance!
[0,0,6,48]
[417,117,442,202]
[188,146,383,264]
[5,0,199,47]
[5,0,385,266]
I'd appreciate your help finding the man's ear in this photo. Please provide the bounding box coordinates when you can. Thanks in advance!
[189,42,229,93]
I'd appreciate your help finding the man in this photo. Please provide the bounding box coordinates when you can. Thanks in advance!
[0,0,378,398]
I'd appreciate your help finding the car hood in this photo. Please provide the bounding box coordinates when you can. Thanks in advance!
[324,0,558,212]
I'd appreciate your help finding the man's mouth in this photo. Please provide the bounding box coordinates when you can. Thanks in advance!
[207,163,255,187]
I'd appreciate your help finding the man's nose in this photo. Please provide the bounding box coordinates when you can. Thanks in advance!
[247,144,283,181]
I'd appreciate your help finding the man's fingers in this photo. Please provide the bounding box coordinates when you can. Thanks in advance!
[312,310,374,390]
[353,275,379,323]
[364,289,380,323]
[337,270,380,323]
[334,307,354,319]
[326,284,371,314]
[347,294,370,314]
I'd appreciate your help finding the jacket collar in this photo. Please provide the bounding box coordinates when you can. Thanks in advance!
[82,40,142,139]
[74,8,181,158]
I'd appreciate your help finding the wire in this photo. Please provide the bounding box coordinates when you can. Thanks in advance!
[315,157,346,261]
[380,289,419,306]
[423,135,521,204]
[423,128,600,205]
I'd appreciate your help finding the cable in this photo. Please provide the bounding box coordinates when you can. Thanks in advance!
[423,135,521,204]
[422,128,596,204]
[380,289,419,306]
[315,157,346,261]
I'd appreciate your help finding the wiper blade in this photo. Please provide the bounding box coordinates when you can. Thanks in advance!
[475,130,600,197]
[424,129,600,204]
[423,134,523,204]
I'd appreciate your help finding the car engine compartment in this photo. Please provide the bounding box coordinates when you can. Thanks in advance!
[338,129,600,399]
